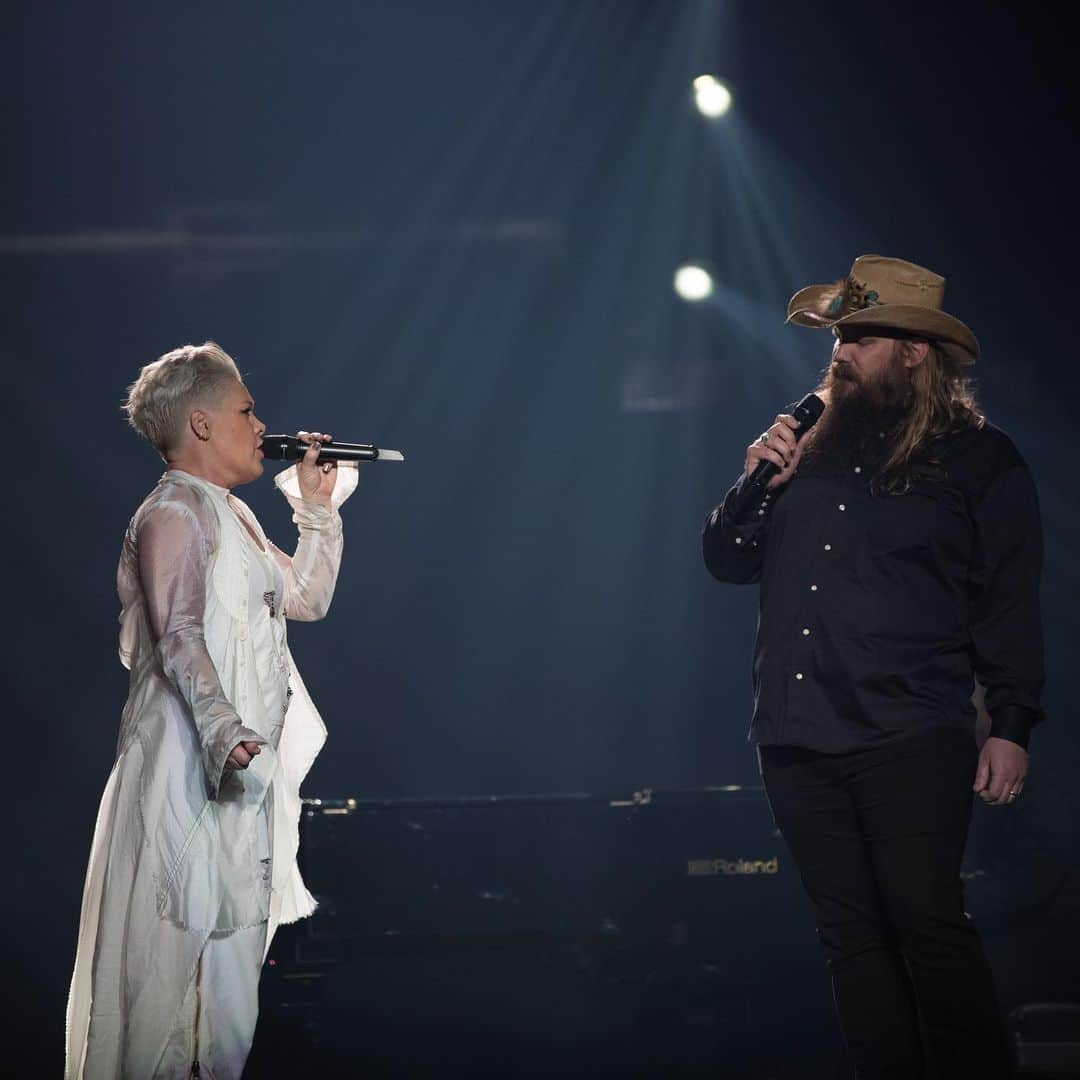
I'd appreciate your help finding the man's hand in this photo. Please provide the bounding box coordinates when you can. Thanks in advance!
[226,740,263,771]
[744,413,809,491]
[973,736,1028,806]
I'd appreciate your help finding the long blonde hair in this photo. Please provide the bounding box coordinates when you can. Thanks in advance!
[878,341,983,491]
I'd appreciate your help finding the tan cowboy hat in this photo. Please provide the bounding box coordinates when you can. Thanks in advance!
[786,254,979,363]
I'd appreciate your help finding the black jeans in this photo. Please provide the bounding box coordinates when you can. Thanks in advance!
[759,727,1010,1079]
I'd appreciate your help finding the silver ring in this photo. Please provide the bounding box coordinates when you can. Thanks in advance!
[759,431,770,444]
[1008,789,1021,798]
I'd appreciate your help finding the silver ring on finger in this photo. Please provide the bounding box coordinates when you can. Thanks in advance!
[759,431,770,444]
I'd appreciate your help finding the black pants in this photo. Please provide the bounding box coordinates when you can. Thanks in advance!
[759,727,1010,1079]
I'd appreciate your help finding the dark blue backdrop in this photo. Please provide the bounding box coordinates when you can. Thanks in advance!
[3,0,1077,1067]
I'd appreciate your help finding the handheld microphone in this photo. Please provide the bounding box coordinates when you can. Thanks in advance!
[741,392,825,502]
[261,435,405,464]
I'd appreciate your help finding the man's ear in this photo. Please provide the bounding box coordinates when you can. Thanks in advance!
[902,340,930,368]
[189,409,211,441]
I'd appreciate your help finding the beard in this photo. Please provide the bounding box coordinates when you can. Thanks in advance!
[803,350,915,473]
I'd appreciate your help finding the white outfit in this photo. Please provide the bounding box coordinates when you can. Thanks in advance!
[65,464,357,1079]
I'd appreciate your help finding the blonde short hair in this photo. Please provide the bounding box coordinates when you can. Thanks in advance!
[124,341,241,457]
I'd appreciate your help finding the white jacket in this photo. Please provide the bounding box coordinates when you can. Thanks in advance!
[65,464,357,1078]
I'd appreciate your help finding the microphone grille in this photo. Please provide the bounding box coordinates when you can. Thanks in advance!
[793,393,826,429]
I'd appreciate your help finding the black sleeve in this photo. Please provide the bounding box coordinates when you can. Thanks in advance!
[702,472,780,585]
[968,463,1045,749]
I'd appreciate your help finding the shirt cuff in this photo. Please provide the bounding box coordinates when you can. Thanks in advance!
[987,704,1040,749]
[206,724,268,799]
[273,462,360,513]
[722,474,775,532]
[288,500,340,531]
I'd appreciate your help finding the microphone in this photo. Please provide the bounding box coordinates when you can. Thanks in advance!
[260,435,405,464]
[740,392,825,503]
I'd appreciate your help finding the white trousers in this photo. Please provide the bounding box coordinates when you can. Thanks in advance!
[155,796,272,1080]
[155,920,268,1080]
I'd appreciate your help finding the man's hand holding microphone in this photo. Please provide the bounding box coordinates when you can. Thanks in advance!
[745,412,809,491]
[738,393,826,511]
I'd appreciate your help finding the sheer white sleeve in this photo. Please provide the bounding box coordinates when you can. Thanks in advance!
[269,464,358,621]
[137,493,265,796]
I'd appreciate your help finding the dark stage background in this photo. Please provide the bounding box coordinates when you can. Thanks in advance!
[3,1,1078,1074]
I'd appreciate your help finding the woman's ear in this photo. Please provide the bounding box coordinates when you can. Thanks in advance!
[189,409,211,441]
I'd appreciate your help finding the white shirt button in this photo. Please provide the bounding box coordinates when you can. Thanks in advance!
[810,584,818,591]
[854,466,862,474]
[838,504,846,511]
[802,628,811,636]
[795,672,804,680]
[824,544,832,551]
[735,537,743,545]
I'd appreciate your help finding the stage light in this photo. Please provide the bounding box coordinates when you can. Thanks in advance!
[674,264,714,302]
[693,75,732,118]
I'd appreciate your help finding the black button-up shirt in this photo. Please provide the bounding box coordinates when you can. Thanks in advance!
[702,423,1044,752]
